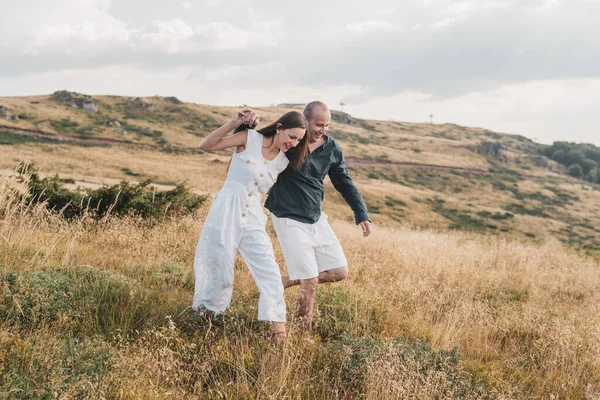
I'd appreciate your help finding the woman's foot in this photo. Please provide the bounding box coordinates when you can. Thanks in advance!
[271,322,287,343]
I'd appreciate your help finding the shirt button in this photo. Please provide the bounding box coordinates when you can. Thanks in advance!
[248,193,252,197]
[245,204,249,208]
[254,182,258,186]
[242,213,246,217]
[246,160,251,164]
[263,161,267,164]
[259,173,264,177]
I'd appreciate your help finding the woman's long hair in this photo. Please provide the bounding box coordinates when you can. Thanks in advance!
[257,111,309,169]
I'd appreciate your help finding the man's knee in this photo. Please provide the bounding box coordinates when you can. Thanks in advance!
[335,266,349,281]
[320,266,348,283]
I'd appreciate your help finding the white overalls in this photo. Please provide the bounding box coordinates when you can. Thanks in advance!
[192,129,289,322]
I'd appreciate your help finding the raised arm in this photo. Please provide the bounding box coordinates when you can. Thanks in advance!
[199,108,258,152]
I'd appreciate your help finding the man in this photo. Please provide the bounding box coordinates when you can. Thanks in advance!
[238,101,371,332]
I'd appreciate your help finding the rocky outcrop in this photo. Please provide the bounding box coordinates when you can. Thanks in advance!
[165,96,183,104]
[331,111,358,125]
[52,90,96,112]
[133,97,156,111]
[0,107,8,119]
[469,141,509,163]
[11,114,19,121]
[82,101,98,112]
[52,90,79,103]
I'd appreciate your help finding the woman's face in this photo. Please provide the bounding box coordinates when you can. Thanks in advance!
[277,127,306,152]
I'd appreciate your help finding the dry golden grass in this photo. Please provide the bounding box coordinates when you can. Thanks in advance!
[1,169,599,398]
[2,93,600,397]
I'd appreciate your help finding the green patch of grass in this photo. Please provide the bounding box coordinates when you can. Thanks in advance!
[502,203,550,218]
[0,332,114,399]
[315,286,388,340]
[0,264,165,336]
[384,196,407,208]
[121,168,141,177]
[50,118,79,133]
[0,131,56,145]
[429,198,489,231]
[328,129,372,145]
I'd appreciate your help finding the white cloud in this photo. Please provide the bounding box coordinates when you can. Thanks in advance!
[348,79,600,145]
[1,0,599,145]
[346,21,394,33]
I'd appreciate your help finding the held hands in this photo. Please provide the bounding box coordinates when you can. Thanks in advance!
[231,108,259,129]
[358,220,372,237]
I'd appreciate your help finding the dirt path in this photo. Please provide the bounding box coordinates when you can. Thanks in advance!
[2,126,487,173]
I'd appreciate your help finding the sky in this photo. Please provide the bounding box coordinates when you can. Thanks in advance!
[1,0,599,145]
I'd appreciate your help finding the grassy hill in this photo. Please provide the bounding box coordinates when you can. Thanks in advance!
[1,91,599,253]
[1,92,599,398]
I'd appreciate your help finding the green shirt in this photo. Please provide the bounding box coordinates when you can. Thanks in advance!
[265,135,370,225]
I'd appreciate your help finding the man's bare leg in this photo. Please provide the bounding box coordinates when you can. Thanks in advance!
[282,266,348,289]
[296,277,318,331]
[317,266,348,283]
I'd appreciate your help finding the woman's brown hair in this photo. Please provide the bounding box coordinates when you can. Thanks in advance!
[257,111,309,169]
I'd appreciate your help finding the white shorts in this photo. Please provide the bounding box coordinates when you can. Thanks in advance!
[271,213,348,280]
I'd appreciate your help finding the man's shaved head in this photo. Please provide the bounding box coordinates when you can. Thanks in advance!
[303,101,329,122]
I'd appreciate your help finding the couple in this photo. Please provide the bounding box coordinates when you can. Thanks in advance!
[192,101,371,340]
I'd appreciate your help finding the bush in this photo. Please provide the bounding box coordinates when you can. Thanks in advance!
[17,162,207,220]
[567,163,584,179]
[581,158,597,174]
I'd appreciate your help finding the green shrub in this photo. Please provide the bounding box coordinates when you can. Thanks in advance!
[567,164,584,179]
[17,162,207,220]
[0,264,164,336]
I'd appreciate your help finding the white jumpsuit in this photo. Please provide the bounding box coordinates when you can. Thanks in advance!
[192,129,289,322]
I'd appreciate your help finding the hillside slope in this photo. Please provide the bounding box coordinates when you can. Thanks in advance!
[1,91,599,253]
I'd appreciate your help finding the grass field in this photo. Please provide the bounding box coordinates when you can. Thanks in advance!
[1,93,599,398]
[1,171,599,398]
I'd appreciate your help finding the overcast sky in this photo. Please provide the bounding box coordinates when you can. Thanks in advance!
[1,0,599,145]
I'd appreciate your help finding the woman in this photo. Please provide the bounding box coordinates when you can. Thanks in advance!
[192,108,308,340]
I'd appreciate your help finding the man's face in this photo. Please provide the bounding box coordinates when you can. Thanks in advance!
[308,108,331,142]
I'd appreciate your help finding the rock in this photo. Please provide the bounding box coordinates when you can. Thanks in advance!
[331,111,358,125]
[133,97,156,111]
[82,101,98,112]
[165,96,183,104]
[114,120,121,127]
[35,122,42,130]
[133,97,146,107]
[0,107,7,119]
[530,155,549,168]
[52,90,80,103]
[71,103,79,109]
[115,128,125,135]
[481,141,509,163]
[11,114,19,121]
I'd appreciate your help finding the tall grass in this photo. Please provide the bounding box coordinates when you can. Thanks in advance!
[0,169,599,398]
